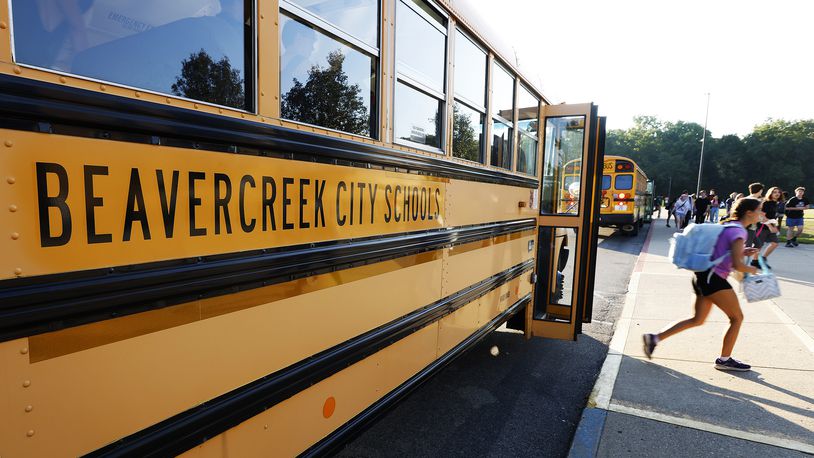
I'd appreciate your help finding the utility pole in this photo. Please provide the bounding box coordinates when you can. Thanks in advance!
[696,93,710,196]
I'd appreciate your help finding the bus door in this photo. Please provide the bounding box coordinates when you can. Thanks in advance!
[644,179,655,223]
[528,104,604,340]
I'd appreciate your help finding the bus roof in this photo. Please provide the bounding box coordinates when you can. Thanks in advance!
[449,0,552,106]
[603,155,648,180]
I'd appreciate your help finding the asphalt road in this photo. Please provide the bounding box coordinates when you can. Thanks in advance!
[337,225,649,457]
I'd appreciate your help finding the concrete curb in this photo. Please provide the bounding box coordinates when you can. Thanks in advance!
[566,222,655,457]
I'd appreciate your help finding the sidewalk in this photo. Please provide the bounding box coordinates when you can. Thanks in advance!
[569,215,814,457]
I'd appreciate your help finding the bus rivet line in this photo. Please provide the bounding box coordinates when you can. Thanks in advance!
[25,405,33,413]
[135,91,141,97]
[99,84,106,91]
[4,140,12,147]
[7,176,15,184]
[14,268,23,276]
[22,380,31,387]
[20,347,28,355]
[0,21,7,29]
[27,430,35,437]
[13,66,22,74]
[59,76,67,84]
[11,232,21,240]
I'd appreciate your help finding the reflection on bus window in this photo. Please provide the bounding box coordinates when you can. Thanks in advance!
[286,0,378,48]
[11,0,252,110]
[280,13,375,137]
[491,120,512,169]
[394,82,441,148]
[541,116,584,215]
[615,174,633,190]
[452,102,483,162]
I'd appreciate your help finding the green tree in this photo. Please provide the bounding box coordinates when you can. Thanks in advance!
[281,50,370,136]
[172,50,245,109]
[452,103,480,161]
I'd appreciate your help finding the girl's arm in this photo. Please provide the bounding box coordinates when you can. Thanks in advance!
[731,238,759,274]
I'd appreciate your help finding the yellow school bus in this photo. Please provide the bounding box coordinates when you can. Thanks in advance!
[0,1,604,455]
[598,155,649,235]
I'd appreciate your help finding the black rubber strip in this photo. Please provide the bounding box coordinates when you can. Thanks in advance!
[0,74,537,188]
[0,219,535,342]
[83,263,534,457]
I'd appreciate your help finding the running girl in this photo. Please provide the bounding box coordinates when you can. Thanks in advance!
[643,197,762,371]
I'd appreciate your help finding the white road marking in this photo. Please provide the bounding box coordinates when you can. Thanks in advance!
[608,402,814,454]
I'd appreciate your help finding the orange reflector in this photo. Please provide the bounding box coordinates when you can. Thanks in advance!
[323,397,336,419]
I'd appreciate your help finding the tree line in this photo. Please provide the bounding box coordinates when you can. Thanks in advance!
[606,116,814,199]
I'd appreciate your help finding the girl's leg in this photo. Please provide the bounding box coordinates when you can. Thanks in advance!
[656,295,713,341]
[763,241,778,258]
[707,289,744,357]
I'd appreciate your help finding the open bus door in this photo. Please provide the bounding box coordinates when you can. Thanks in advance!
[527,104,604,340]
[643,179,655,224]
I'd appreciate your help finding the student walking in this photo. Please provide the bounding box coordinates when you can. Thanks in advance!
[785,187,810,247]
[672,191,692,229]
[757,187,782,266]
[777,191,788,229]
[643,197,762,371]
[694,190,711,224]
[745,183,764,252]
[725,192,737,218]
[709,190,720,223]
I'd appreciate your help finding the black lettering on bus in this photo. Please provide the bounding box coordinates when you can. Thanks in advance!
[123,168,151,241]
[214,173,233,235]
[239,175,256,233]
[299,178,310,229]
[411,186,419,221]
[336,181,347,226]
[314,179,326,228]
[262,176,277,231]
[189,171,206,236]
[384,185,392,222]
[356,182,365,225]
[420,188,427,220]
[282,177,294,230]
[156,170,179,238]
[368,183,378,224]
[435,188,441,219]
[349,181,354,226]
[84,165,112,244]
[394,185,401,222]
[35,162,72,247]
[403,184,410,222]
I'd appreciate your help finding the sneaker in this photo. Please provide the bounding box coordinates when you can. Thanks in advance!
[750,259,760,268]
[785,241,794,247]
[792,238,800,247]
[714,357,751,372]
[761,257,772,270]
[642,333,657,359]
[666,223,670,227]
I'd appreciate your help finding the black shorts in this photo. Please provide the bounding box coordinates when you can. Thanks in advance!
[758,227,779,244]
[692,270,733,297]
[746,228,763,248]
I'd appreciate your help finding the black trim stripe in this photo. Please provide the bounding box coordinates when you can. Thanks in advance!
[303,293,532,457]
[0,219,535,342]
[0,74,537,188]
[84,262,534,457]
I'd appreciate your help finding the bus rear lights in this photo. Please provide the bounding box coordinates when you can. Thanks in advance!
[619,193,626,199]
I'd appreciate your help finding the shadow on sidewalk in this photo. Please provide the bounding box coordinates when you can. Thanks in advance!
[613,355,814,446]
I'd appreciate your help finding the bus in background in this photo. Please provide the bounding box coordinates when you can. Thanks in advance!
[0,0,604,456]
[599,156,649,235]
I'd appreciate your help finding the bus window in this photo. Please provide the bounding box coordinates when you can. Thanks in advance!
[541,116,585,215]
[394,0,447,151]
[517,85,539,175]
[280,12,377,137]
[452,30,487,163]
[602,175,611,190]
[11,0,254,111]
[615,174,633,190]
[490,62,514,170]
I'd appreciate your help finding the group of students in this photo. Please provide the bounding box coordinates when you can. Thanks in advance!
[643,183,810,372]
[663,189,721,229]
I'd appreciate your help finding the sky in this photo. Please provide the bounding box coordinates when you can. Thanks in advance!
[470,0,814,138]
